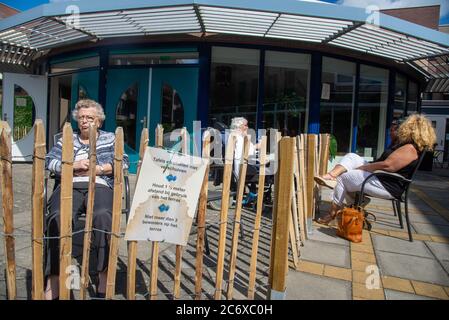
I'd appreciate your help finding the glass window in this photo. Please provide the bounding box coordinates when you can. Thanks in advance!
[394,74,406,118]
[357,65,389,158]
[13,85,35,141]
[407,81,418,114]
[161,83,184,133]
[320,57,356,154]
[263,50,310,136]
[116,83,138,150]
[109,52,198,66]
[50,56,99,73]
[209,47,260,129]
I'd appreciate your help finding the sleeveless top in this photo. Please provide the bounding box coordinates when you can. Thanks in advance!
[373,144,420,199]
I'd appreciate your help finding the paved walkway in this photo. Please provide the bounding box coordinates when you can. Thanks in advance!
[1,164,449,300]
[286,170,449,300]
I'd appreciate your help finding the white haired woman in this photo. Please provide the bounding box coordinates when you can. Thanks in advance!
[44,99,129,299]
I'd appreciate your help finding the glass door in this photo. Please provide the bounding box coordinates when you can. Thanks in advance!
[149,67,199,149]
[105,68,149,173]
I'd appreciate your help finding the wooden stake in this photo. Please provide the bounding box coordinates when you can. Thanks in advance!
[31,120,45,300]
[294,137,306,244]
[0,124,16,300]
[214,133,236,300]
[194,131,211,300]
[247,136,267,299]
[173,127,188,299]
[127,128,148,300]
[59,123,73,300]
[226,135,250,300]
[149,124,163,300]
[105,127,124,299]
[79,124,97,300]
[267,130,281,289]
[305,135,316,226]
[268,137,295,299]
[298,135,308,239]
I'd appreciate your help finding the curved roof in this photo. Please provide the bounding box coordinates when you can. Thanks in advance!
[0,0,448,85]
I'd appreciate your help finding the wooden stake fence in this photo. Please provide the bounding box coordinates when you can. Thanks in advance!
[268,137,295,299]
[194,130,211,300]
[31,120,45,300]
[226,135,250,299]
[149,124,164,300]
[0,122,16,300]
[105,127,124,299]
[247,136,267,299]
[79,124,97,300]
[127,128,148,300]
[214,133,237,300]
[59,123,74,300]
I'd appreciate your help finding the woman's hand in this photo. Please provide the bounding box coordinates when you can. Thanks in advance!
[73,159,89,176]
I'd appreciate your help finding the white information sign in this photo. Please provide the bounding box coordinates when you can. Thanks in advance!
[125,146,208,246]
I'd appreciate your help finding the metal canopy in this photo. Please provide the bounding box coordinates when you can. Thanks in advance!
[0,0,448,86]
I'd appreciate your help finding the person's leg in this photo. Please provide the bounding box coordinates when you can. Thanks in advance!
[44,187,85,300]
[317,169,394,225]
[91,185,113,296]
[326,153,367,179]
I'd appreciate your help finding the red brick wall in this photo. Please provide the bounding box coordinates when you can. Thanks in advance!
[381,5,440,30]
[0,3,19,19]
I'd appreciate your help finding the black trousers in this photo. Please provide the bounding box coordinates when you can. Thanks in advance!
[44,183,113,276]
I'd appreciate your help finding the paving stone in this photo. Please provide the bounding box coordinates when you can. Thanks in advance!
[384,289,435,300]
[425,241,449,262]
[299,240,350,268]
[323,265,352,281]
[286,271,351,300]
[352,270,369,284]
[297,260,324,276]
[412,223,449,237]
[308,226,349,246]
[429,236,449,244]
[352,282,384,300]
[376,251,449,286]
[350,243,374,254]
[381,276,414,293]
[352,260,377,272]
[351,251,377,263]
[372,234,433,258]
[411,281,449,300]
[408,213,449,225]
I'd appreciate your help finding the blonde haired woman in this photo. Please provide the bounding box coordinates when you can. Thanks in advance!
[316,114,436,225]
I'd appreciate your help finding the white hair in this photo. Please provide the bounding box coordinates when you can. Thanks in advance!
[230,117,247,131]
[72,99,106,123]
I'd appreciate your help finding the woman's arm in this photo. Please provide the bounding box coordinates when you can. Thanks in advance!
[357,144,418,173]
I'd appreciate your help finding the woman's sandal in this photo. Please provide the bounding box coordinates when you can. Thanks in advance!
[314,174,337,189]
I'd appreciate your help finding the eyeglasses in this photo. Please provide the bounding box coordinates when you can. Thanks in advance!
[78,115,96,122]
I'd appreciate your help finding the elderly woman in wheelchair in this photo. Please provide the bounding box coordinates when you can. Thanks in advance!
[44,99,129,300]
[314,114,436,227]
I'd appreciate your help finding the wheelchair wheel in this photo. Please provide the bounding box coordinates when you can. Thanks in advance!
[208,197,234,211]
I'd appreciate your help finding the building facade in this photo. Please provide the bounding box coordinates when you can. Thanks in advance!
[0,0,448,171]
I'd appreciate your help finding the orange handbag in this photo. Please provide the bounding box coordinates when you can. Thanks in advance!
[336,206,365,243]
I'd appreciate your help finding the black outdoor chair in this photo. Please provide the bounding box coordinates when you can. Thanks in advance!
[357,149,427,242]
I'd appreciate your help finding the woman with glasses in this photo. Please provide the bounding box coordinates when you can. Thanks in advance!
[44,99,129,299]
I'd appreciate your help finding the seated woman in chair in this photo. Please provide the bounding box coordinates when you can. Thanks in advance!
[314,114,436,225]
[44,99,129,299]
